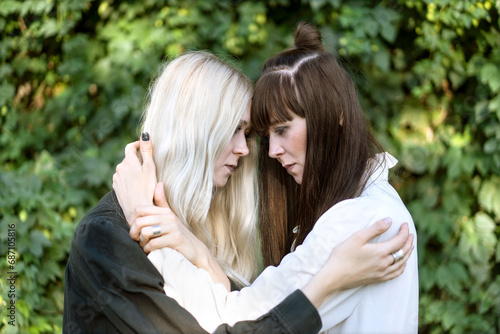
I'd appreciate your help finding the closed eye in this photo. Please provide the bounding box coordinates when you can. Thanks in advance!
[244,130,254,139]
[275,126,287,135]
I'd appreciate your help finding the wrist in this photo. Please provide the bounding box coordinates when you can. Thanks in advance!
[123,209,135,226]
[302,268,343,309]
[190,240,211,269]
[197,246,230,291]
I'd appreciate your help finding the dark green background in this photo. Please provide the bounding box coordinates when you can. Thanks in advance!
[1,0,499,333]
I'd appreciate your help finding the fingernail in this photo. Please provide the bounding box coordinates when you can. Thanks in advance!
[141,132,150,141]
[382,217,392,224]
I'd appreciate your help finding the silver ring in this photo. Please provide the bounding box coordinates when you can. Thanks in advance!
[392,249,404,264]
[151,224,162,237]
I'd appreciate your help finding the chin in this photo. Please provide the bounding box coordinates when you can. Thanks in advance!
[214,177,230,188]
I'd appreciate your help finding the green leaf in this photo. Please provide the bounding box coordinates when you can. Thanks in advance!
[0,82,15,106]
[488,94,500,121]
[373,47,390,71]
[38,18,59,38]
[29,230,51,257]
[379,23,397,43]
[478,177,500,217]
[484,138,498,154]
[0,0,20,16]
[444,147,462,179]
[480,63,500,92]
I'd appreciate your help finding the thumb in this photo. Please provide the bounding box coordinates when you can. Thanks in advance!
[140,132,154,169]
[154,182,170,208]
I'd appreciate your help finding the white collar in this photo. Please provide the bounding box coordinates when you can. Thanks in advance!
[365,152,398,185]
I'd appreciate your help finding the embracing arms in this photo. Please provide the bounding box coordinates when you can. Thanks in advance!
[112,137,413,305]
[63,191,323,334]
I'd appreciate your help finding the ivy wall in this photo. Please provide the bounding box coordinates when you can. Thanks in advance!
[0,0,499,333]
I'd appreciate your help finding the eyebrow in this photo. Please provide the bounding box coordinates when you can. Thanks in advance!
[270,119,289,128]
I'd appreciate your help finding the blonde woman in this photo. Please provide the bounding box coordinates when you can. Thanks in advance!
[65,51,327,333]
[111,52,413,332]
[133,51,260,287]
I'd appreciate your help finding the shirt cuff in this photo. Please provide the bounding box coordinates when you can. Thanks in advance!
[271,289,322,334]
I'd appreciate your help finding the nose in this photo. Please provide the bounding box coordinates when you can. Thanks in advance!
[268,136,284,159]
[233,134,249,157]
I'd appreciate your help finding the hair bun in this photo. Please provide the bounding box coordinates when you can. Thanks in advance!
[293,22,324,51]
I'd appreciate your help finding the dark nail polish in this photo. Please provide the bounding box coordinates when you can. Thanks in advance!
[141,132,150,141]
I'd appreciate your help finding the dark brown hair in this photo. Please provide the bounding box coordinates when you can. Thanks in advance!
[252,22,383,266]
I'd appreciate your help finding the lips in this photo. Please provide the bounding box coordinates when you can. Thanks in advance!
[225,164,237,172]
[283,164,295,173]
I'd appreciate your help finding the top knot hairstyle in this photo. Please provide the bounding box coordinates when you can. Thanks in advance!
[252,22,383,267]
[293,21,324,51]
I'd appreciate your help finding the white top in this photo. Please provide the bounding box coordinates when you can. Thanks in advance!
[148,153,419,333]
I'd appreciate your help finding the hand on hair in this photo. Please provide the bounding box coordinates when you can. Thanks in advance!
[130,190,230,290]
[301,219,414,308]
[113,134,157,226]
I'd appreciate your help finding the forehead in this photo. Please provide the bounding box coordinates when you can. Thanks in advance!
[239,104,251,126]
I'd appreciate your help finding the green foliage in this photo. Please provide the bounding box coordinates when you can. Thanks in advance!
[0,0,499,333]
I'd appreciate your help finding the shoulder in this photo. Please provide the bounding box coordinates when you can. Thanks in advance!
[79,190,126,226]
[70,191,136,257]
[314,192,412,233]
[317,196,389,225]
[312,191,414,244]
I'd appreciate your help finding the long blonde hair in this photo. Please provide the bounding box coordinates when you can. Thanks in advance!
[142,52,259,284]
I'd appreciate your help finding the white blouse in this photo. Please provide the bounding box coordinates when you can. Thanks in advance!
[148,153,419,333]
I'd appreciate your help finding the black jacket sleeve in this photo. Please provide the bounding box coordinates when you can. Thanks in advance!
[214,290,321,334]
[63,192,321,334]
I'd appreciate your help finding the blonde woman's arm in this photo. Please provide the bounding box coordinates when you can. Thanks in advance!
[112,136,230,291]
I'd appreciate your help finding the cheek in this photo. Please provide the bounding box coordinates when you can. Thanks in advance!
[298,128,308,158]
[290,134,307,158]
[216,146,232,167]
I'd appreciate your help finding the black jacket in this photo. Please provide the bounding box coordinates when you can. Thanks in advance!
[63,191,321,333]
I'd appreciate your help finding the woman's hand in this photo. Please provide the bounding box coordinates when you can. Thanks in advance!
[130,204,204,261]
[132,194,230,290]
[113,133,157,226]
[302,218,414,308]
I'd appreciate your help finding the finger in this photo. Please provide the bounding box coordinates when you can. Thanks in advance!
[397,237,414,266]
[139,223,168,247]
[135,204,172,217]
[384,236,415,277]
[129,215,164,240]
[124,141,140,159]
[143,237,166,254]
[378,223,409,255]
[385,244,414,280]
[140,231,163,249]
[140,132,155,169]
[384,262,408,281]
[140,224,177,250]
[154,182,170,208]
[354,218,392,244]
[400,234,414,258]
